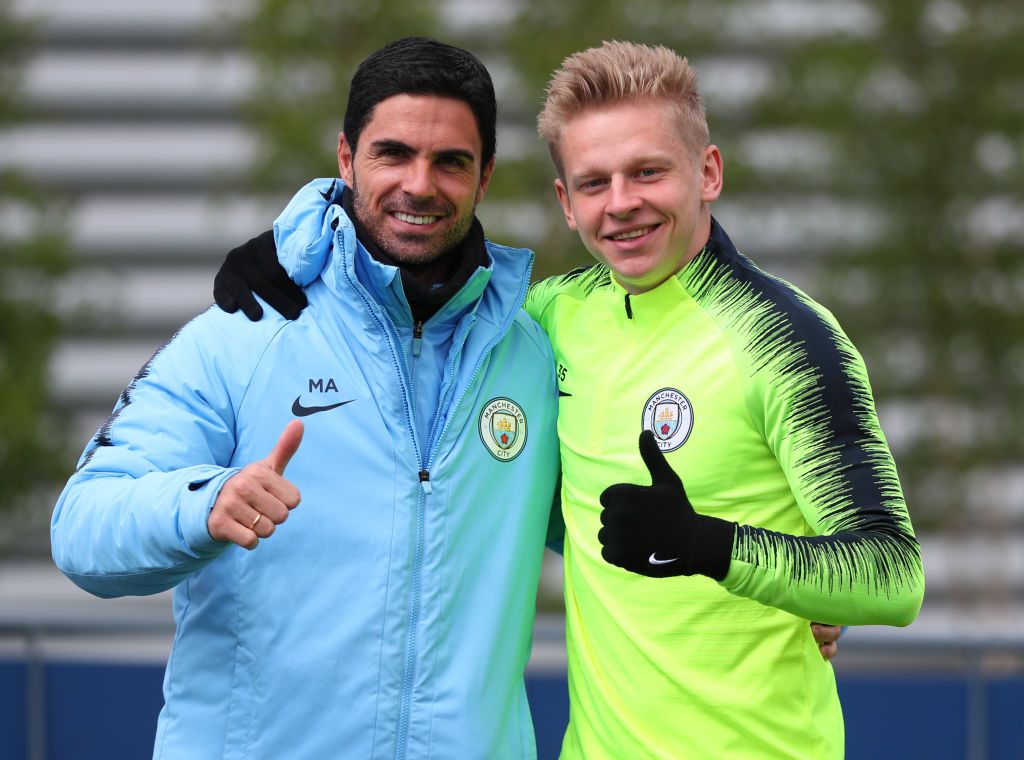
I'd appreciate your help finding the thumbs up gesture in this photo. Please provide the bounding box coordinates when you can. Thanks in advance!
[598,430,735,580]
[208,420,304,550]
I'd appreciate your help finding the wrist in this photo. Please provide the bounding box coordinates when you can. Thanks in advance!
[688,515,736,581]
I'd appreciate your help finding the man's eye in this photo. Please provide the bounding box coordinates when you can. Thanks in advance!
[379,145,411,158]
[638,168,660,178]
[582,179,605,190]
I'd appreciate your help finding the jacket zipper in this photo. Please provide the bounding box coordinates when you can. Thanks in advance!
[391,253,535,760]
[397,302,523,758]
[424,253,535,474]
[395,321,427,760]
[412,320,424,355]
[336,230,428,760]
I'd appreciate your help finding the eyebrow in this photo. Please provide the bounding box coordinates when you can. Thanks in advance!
[369,139,475,164]
[369,139,413,154]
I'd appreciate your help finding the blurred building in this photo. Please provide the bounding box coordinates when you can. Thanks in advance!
[4,0,1016,632]
[2,2,1023,757]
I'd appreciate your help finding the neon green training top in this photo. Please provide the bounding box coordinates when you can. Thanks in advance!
[526,221,924,759]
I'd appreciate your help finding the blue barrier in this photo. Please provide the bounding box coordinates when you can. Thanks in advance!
[4,659,1024,759]
[838,676,967,758]
[0,661,28,759]
[525,674,570,759]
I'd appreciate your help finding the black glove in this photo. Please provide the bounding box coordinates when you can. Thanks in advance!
[213,230,308,321]
[598,430,736,580]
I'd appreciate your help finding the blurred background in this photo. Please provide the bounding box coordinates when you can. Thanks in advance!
[1,0,1022,757]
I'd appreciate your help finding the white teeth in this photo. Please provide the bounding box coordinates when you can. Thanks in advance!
[612,226,653,241]
[395,212,440,225]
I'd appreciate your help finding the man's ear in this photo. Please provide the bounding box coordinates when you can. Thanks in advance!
[337,132,355,185]
[554,178,578,231]
[700,145,723,203]
[476,156,497,204]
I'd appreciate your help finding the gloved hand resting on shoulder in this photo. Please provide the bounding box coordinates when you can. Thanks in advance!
[213,230,307,321]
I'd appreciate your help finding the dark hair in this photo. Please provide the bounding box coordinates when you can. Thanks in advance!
[343,37,497,171]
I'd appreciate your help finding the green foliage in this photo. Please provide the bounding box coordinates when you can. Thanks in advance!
[239,0,440,188]
[743,0,1024,529]
[485,0,729,278]
[0,2,73,524]
[0,0,31,118]
[240,0,1024,536]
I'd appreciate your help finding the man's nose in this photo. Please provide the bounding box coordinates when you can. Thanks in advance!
[402,159,437,198]
[606,177,640,218]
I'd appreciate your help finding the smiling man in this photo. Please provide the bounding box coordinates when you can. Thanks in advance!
[548,98,717,294]
[526,42,924,758]
[51,38,560,760]
[344,94,487,261]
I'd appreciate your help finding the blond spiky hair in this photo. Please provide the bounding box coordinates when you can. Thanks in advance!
[537,41,710,174]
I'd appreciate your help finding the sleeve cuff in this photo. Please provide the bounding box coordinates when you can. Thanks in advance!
[179,466,241,554]
[693,516,737,581]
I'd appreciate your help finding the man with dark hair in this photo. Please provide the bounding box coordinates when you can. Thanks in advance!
[344,37,498,169]
[51,37,560,759]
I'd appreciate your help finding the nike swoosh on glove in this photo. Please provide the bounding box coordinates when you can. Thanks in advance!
[598,430,736,580]
[213,230,308,321]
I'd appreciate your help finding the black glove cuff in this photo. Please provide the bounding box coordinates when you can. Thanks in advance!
[689,516,736,581]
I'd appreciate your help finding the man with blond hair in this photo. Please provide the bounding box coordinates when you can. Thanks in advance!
[214,40,922,758]
[525,41,923,757]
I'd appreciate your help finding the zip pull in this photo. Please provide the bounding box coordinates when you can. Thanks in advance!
[624,293,634,320]
[419,469,432,494]
[412,321,424,357]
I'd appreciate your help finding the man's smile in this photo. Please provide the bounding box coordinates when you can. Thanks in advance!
[608,224,659,242]
[394,211,444,226]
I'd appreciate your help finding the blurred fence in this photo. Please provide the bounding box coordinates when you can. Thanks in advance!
[4,3,1023,758]
[3,611,1024,760]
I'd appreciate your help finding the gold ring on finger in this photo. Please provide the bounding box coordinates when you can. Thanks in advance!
[248,512,263,530]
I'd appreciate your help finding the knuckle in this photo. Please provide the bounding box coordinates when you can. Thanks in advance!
[235,479,259,501]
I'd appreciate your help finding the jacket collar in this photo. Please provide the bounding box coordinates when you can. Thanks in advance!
[340,188,490,324]
[273,179,535,332]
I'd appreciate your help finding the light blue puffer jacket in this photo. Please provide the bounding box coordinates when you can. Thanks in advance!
[51,179,561,759]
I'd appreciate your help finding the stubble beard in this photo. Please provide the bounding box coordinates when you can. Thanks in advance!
[350,180,476,266]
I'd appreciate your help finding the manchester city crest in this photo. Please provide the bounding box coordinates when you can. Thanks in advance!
[479,397,528,461]
[642,388,693,452]
[491,412,518,449]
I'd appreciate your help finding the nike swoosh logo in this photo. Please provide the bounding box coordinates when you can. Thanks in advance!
[319,179,337,202]
[558,390,572,397]
[291,397,354,417]
[648,552,678,565]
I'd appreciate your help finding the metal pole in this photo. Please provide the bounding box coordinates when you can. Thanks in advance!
[25,626,46,760]
[966,643,987,760]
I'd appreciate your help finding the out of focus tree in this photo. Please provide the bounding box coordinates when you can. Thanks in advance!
[241,0,1024,538]
[742,1,1024,534]
[0,0,72,531]
[239,0,440,189]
